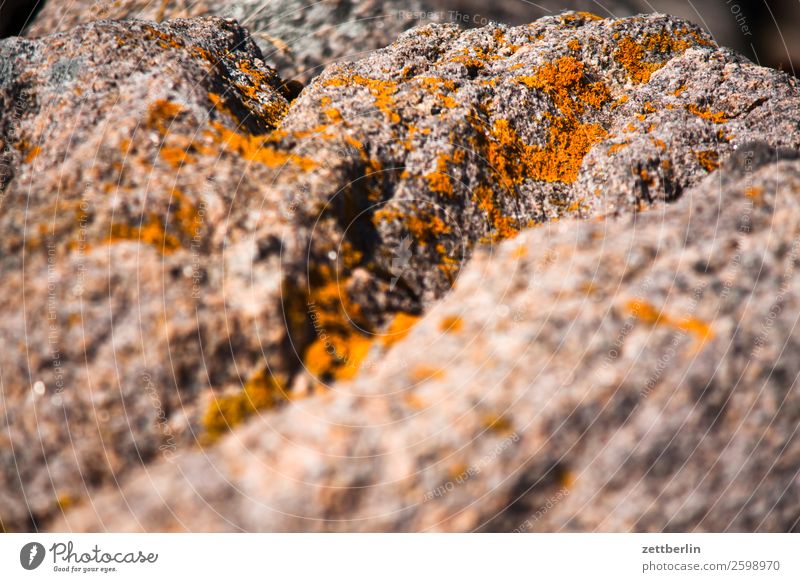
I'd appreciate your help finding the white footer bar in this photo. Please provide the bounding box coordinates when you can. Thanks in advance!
[1,534,797,580]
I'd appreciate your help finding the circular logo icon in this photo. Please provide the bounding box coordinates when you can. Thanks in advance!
[20,542,46,570]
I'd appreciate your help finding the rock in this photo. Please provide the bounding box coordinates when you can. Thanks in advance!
[24,0,430,83]
[0,16,297,530]
[53,148,800,532]
[18,0,800,77]
[431,1,797,75]
[2,12,800,532]
[573,46,800,216]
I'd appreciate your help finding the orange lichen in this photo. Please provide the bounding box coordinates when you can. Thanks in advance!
[426,161,453,195]
[396,55,613,246]
[694,149,720,172]
[446,31,521,71]
[745,186,763,199]
[159,145,196,168]
[439,315,464,333]
[381,312,421,347]
[627,299,715,350]
[292,255,376,384]
[107,215,180,252]
[566,198,587,213]
[236,60,271,94]
[207,91,236,120]
[416,77,459,109]
[236,60,273,87]
[473,183,520,240]
[303,331,372,381]
[55,493,75,511]
[148,95,296,172]
[608,141,630,154]
[105,188,199,253]
[437,252,460,282]
[373,206,451,246]
[206,249,375,437]
[171,188,201,237]
[406,212,451,244]
[289,123,338,141]
[612,95,630,108]
[24,145,41,163]
[206,121,316,170]
[450,52,488,71]
[143,25,185,51]
[686,104,729,124]
[512,245,528,258]
[492,28,510,46]
[325,107,343,123]
[614,31,702,84]
[426,150,465,196]
[325,75,400,124]
[509,56,611,183]
[489,115,606,185]
[202,370,289,443]
[717,128,733,142]
[410,365,446,383]
[403,393,427,410]
[146,99,185,133]
[561,12,603,24]
[232,60,288,127]
[558,468,577,489]
[483,413,514,435]
[517,56,611,113]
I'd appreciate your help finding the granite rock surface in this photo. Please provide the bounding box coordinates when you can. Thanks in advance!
[1,11,799,531]
[53,146,800,532]
[24,0,428,83]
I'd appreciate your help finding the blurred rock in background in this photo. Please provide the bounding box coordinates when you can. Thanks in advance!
[6,0,799,78]
[21,0,430,83]
[432,0,800,75]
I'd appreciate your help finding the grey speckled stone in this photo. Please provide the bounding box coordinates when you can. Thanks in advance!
[2,12,800,532]
[0,16,295,531]
[574,46,800,217]
[24,0,429,83]
[22,1,800,78]
[53,149,800,532]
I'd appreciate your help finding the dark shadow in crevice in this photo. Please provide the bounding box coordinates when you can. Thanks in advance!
[1,0,46,38]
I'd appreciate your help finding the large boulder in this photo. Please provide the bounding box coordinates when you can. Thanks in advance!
[0,15,297,530]
[24,0,429,83]
[22,0,800,79]
[2,12,799,531]
[53,146,800,532]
